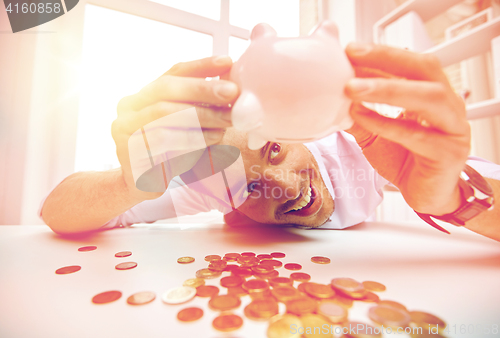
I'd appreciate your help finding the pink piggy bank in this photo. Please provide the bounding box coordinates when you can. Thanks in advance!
[229,21,355,150]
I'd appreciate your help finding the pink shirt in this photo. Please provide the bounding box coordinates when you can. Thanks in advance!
[39,132,500,230]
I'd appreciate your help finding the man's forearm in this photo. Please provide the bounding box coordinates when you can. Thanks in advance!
[41,168,145,235]
[464,178,500,241]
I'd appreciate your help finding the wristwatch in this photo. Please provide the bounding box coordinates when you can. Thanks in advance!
[415,164,495,234]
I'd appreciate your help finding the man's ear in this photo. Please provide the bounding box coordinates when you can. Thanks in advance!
[223,210,265,227]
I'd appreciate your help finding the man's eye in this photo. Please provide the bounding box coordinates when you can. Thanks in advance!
[269,143,281,160]
[243,181,259,199]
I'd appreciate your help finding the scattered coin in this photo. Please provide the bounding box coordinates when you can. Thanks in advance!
[223,264,239,272]
[196,268,222,279]
[304,283,335,299]
[242,279,270,293]
[208,294,241,311]
[300,314,333,338]
[331,278,366,299]
[269,277,293,288]
[208,259,227,271]
[196,285,219,298]
[297,282,315,294]
[183,278,205,288]
[254,269,279,280]
[231,267,253,278]
[127,291,156,305]
[332,294,354,308]
[115,262,138,270]
[360,291,380,303]
[271,286,301,302]
[162,286,196,304]
[267,314,302,338]
[317,300,347,323]
[311,256,330,264]
[244,299,279,320]
[290,272,311,282]
[362,281,386,292]
[238,256,260,266]
[227,285,249,297]
[249,288,273,300]
[377,300,407,312]
[286,297,318,316]
[177,307,204,322]
[78,246,97,252]
[270,252,286,258]
[252,265,275,274]
[410,311,446,331]
[55,265,81,275]
[241,252,256,257]
[259,259,283,268]
[368,305,411,328]
[221,276,244,288]
[204,255,221,262]
[284,263,302,271]
[92,290,122,304]
[115,251,132,258]
[224,253,241,261]
[177,256,195,264]
[256,254,273,260]
[212,313,243,332]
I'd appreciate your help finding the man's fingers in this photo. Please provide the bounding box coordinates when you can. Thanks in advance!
[345,77,467,134]
[130,77,239,111]
[350,105,470,162]
[346,43,449,83]
[203,128,225,146]
[163,55,233,78]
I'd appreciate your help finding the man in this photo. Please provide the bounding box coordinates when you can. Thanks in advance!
[40,43,500,241]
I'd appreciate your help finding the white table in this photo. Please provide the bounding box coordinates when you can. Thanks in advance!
[0,221,499,338]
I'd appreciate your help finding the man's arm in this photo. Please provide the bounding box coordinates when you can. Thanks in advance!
[464,178,500,241]
[41,169,144,235]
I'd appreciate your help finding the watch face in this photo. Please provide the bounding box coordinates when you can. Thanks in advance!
[464,165,495,196]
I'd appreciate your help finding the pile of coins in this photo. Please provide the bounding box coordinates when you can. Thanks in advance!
[167,252,446,337]
[57,247,446,337]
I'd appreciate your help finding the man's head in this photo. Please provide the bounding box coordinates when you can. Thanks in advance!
[221,128,334,227]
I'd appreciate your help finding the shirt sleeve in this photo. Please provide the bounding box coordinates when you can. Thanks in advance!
[466,156,500,180]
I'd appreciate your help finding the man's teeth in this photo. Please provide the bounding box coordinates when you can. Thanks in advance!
[290,186,312,211]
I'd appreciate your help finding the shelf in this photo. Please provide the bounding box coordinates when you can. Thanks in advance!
[466,98,500,120]
[373,0,462,43]
[424,16,500,67]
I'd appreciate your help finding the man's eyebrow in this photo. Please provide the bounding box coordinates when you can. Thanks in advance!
[260,142,271,159]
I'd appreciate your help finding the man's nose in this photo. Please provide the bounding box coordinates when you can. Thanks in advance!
[263,169,301,202]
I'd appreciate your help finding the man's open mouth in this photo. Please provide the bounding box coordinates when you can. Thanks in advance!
[284,181,322,217]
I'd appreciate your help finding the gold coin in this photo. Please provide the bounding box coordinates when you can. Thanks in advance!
[208,259,227,271]
[242,279,270,293]
[126,291,156,305]
[177,256,195,264]
[267,314,302,338]
[410,311,446,332]
[208,295,242,311]
[331,278,367,299]
[204,255,221,262]
[249,288,273,300]
[241,252,256,257]
[224,252,241,259]
[257,254,273,260]
[341,321,382,338]
[195,285,219,297]
[254,269,279,280]
[183,278,205,288]
[212,313,243,332]
[290,272,311,282]
[300,314,333,337]
[377,300,407,312]
[195,268,222,279]
[260,259,283,268]
[220,275,244,288]
[368,305,411,328]
[270,252,286,258]
[317,300,347,324]
[177,307,203,322]
[269,277,293,288]
[284,263,302,270]
[286,297,317,316]
[304,283,335,299]
[362,281,386,292]
[244,299,279,320]
[231,267,253,278]
[360,291,380,303]
[297,282,316,294]
[311,256,330,264]
[252,265,275,274]
[227,285,249,297]
[237,256,260,266]
[331,294,353,309]
[271,286,301,302]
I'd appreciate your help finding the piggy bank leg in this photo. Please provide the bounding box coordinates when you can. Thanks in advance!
[247,133,268,150]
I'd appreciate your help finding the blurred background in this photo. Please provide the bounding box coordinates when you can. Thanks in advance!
[1,0,499,225]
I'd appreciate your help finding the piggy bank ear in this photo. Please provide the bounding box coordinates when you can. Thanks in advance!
[311,20,339,39]
[251,23,277,40]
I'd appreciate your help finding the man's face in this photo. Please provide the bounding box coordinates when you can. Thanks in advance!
[222,128,334,227]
